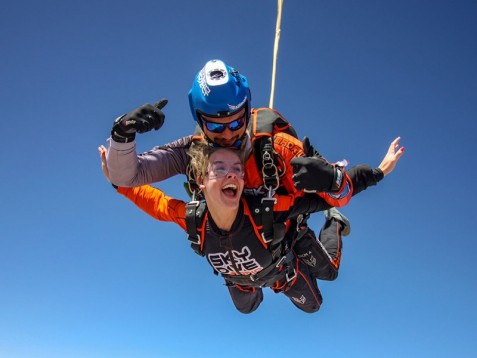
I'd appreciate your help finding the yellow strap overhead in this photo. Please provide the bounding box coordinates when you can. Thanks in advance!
[269,0,284,109]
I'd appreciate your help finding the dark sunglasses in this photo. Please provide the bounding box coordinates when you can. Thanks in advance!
[201,115,246,134]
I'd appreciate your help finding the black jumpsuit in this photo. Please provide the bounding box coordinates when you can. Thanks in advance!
[119,164,384,314]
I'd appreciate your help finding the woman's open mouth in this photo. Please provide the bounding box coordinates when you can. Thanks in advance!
[222,183,238,198]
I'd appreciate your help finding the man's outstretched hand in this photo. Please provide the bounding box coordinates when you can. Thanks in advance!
[291,137,344,193]
[111,99,168,143]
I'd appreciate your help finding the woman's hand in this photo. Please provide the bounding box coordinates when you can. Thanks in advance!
[98,145,111,182]
[378,137,405,176]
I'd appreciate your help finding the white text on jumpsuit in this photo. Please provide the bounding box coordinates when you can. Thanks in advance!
[208,247,263,275]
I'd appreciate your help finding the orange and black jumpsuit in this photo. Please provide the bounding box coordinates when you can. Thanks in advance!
[116,164,383,314]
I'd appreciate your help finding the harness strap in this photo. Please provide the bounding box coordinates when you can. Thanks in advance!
[261,138,280,192]
[257,214,311,287]
[260,196,277,244]
[249,218,304,286]
[257,194,289,249]
[250,249,294,282]
[186,200,206,256]
[185,164,200,198]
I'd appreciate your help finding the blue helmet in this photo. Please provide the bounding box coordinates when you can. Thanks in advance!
[188,59,252,124]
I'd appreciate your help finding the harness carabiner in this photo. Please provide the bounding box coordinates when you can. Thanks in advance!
[262,149,280,192]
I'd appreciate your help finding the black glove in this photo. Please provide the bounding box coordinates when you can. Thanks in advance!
[291,137,345,192]
[111,99,168,143]
[301,136,321,158]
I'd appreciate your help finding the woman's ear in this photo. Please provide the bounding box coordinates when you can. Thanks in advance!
[197,175,205,190]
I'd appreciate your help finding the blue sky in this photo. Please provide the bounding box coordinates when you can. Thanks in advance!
[1,0,476,357]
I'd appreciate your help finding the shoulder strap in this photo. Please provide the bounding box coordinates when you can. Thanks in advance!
[185,200,207,256]
[251,108,297,138]
[250,108,298,192]
[248,108,300,247]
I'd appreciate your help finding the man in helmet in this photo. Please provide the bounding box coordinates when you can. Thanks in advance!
[106,59,353,282]
[108,59,351,200]
[188,60,251,148]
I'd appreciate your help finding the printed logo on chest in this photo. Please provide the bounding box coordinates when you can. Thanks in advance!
[208,246,263,276]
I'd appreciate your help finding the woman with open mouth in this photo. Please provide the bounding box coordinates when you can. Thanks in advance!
[99,137,403,314]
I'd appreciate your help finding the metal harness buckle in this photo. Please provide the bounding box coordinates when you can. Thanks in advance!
[261,196,277,205]
[275,255,287,268]
[262,151,280,192]
[261,232,273,244]
[286,266,297,282]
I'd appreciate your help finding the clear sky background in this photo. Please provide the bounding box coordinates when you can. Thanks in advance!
[1,0,476,357]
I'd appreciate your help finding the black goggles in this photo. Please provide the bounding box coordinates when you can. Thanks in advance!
[201,115,246,134]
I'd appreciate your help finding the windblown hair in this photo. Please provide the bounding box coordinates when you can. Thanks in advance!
[188,138,247,183]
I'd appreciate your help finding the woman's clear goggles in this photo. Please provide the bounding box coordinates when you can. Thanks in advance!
[207,162,245,179]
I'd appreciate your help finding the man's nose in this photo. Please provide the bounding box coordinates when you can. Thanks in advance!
[220,127,235,140]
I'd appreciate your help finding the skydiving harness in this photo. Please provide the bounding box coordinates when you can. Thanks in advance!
[184,108,311,288]
[251,107,295,195]
[184,197,311,287]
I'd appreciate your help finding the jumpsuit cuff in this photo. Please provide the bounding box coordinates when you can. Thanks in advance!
[107,136,136,150]
[373,168,384,183]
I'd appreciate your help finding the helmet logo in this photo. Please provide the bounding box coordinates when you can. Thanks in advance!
[197,69,210,96]
[228,96,247,111]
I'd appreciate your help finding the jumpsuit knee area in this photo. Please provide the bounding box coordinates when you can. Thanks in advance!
[282,260,323,314]
[294,220,343,282]
[318,218,343,264]
[226,281,264,314]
